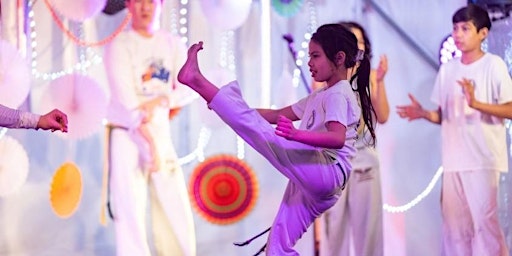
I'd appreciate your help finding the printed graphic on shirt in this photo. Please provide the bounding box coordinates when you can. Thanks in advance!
[141,59,170,83]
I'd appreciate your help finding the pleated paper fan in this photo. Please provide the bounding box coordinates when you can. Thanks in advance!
[49,162,83,218]
[39,74,108,140]
[0,136,29,197]
[272,0,305,18]
[189,154,259,225]
[0,40,30,108]
[47,0,107,21]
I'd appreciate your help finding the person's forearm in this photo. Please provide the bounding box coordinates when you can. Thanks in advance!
[257,109,278,124]
[471,101,512,119]
[290,130,346,149]
[0,104,40,129]
[422,108,442,124]
[372,80,390,124]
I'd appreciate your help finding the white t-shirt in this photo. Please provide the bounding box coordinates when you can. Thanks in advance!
[291,80,361,169]
[105,30,196,129]
[431,53,512,172]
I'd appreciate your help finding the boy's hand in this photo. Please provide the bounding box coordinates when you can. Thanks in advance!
[457,78,476,107]
[396,93,425,121]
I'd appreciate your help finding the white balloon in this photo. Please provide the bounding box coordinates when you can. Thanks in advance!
[199,0,252,31]
[48,0,107,22]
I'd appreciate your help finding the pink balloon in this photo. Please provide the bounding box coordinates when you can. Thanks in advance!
[199,0,252,31]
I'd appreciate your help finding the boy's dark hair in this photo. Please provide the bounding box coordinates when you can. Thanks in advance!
[452,4,492,31]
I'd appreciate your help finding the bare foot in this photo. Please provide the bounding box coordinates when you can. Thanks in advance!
[177,41,219,103]
[177,41,204,86]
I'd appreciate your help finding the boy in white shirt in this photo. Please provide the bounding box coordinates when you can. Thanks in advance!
[397,4,512,255]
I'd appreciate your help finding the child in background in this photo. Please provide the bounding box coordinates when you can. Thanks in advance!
[397,4,512,255]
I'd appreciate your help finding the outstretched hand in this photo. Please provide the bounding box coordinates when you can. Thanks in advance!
[275,115,297,140]
[396,93,425,121]
[37,109,68,132]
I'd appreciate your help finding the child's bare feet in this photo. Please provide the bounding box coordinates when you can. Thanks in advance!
[177,41,219,103]
[177,41,204,86]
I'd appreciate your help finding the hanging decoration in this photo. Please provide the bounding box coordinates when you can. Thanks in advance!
[199,0,252,31]
[49,162,83,218]
[0,39,30,108]
[189,154,259,225]
[46,0,107,22]
[0,136,29,197]
[271,0,305,18]
[102,0,125,15]
[43,0,131,48]
[39,74,108,140]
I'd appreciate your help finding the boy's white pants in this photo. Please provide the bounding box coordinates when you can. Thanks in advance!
[319,145,383,256]
[110,129,196,256]
[441,170,508,256]
[208,81,348,256]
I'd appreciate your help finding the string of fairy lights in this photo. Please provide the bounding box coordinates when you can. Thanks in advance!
[12,0,490,214]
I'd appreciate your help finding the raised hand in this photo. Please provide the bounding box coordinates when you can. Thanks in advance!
[457,78,476,107]
[375,55,388,82]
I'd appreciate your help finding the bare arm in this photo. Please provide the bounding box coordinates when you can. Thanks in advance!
[370,55,390,124]
[396,93,442,124]
[257,106,299,124]
[274,115,346,149]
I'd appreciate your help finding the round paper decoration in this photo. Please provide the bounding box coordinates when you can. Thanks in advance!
[0,39,30,109]
[47,0,107,22]
[102,0,126,15]
[199,0,252,31]
[49,162,83,218]
[0,136,29,197]
[39,74,108,140]
[189,154,258,225]
[272,0,304,18]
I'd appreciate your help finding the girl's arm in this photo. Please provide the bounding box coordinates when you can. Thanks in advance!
[257,106,299,124]
[274,115,346,149]
[370,55,390,124]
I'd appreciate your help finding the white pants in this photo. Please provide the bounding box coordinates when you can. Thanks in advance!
[319,145,383,256]
[110,128,196,256]
[441,170,508,256]
[209,82,347,256]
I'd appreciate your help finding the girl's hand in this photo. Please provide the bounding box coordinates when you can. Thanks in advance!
[375,55,388,82]
[275,115,297,140]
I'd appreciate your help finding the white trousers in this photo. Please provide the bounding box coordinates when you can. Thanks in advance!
[110,128,196,256]
[441,170,508,256]
[319,145,383,256]
[209,82,347,256]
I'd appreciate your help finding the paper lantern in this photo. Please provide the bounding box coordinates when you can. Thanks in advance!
[0,40,30,108]
[199,0,252,30]
[47,0,107,21]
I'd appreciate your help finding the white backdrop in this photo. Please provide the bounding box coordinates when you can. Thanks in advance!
[1,0,511,255]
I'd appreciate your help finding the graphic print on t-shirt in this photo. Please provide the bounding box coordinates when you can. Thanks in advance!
[141,59,170,83]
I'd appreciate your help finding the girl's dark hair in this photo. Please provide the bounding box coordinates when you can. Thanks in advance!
[311,24,376,146]
[339,21,373,61]
[452,4,491,31]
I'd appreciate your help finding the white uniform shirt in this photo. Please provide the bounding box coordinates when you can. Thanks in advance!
[292,80,361,169]
[105,30,196,129]
[431,53,512,172]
